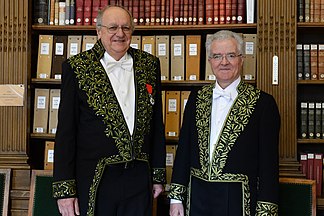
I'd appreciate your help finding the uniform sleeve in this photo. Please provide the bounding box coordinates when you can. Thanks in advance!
[168,90,197,201]
[150,58,167,184]
[256,94,280,215]
[52,60,78,199]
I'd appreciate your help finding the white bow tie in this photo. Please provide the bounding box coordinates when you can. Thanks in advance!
[106,58,133,72]
[213,89,231,100]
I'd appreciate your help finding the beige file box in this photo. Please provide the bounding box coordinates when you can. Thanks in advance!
[165,91,181,138]
[33,88,50,134]
[171,36,185,80]
[37,35,54,79]
[156,35,170,80]
[186,35,201,80]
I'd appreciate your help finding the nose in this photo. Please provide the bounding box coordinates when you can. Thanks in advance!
[220,55,230,64]
[115,27,124,35]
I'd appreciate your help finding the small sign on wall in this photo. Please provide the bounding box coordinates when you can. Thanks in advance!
[0,84,24,106]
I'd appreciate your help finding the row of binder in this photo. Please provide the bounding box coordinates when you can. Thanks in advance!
[33,88,60,134]
[36,33,257,81]
[37,34,98,79]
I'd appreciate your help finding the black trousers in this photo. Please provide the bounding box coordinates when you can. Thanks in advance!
[189,176,243,216]
[94,161,152,216]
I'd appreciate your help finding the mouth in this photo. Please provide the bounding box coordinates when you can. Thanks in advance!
[112,39,126,43]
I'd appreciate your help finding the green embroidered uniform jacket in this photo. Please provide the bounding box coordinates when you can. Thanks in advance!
[52,40,166,212]
[168,82,280,216]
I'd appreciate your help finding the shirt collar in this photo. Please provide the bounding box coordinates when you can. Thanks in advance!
[214,76,241,100]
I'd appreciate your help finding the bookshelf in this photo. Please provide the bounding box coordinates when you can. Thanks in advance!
[296,0,324,211]
[0,0,316,214]
[29,2,258,215]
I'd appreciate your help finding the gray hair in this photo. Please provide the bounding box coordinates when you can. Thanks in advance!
[206,30,244,57]
[96,5,135,32]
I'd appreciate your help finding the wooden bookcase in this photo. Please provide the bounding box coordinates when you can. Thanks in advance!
[296,23,324,210]
[4,0,324,214]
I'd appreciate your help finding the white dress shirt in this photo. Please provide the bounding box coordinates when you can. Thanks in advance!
[209,77,240,161]
[100,52,135,135]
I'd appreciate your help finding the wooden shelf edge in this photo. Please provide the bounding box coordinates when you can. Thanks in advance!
[297,139,324,144]
[298,22,324,28]
[31,78,61,85]
[30,133,55,140]
[297,80,324,84]
[32,23,257,31]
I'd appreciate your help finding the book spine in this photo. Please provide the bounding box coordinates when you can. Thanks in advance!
[133,0,140,25]
[300,102,308,139]
[205,0,214,24]
[315,0,321,22]
[213,0,219,24]
[303,44,311,80]
[322,102,324,139]
[308,102,315,139]
[70,0,75,25]
[188,0,193,24]
[174,0,180,25]
[169,0,174,25]
[83,0,92,25]
[318,44,324,80]
[297,44,304,80]
[58,2,66,26]
[155,0,161,25]
[34,0,49,25]
[193,0,198,24]
[145,0,151,25]
[160,0,166,25]
[150,0,156,25]
[219,0,226,24]
[139,0,145,25]
[91,0,100,25]
[315,103,322,138]
[225,0,232,24]
[76,0,84,25]
[300,152,308,176]
[183,0,189,24]
[65,0,70,25]
[197,0,204,24]
[307,153,315,179]
[310,44,318,80]
[305,0,311,22]
[179,0,184,24]
[231,0,238,23]
[50,0,55,25]
[321,0,324,22]
[310,0,315,22]
[298,0,304,22]
[237,0,245,23]
[314,153,323,196]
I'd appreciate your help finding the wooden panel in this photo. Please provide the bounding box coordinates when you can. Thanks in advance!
[257,0,298,171]
[0,0,29,154]
[0,2,30,216]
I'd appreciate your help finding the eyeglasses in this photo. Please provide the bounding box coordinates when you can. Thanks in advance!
[99,25,132,34]
[209,53,243,62]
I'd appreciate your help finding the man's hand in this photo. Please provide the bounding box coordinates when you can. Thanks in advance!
[152,184,164,198]
[169,203,184,216]
[57,197,80,216]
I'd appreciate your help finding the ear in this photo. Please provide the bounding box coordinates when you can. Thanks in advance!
[96,29,101,39]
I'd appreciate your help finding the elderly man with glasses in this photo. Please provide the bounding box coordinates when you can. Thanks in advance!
[52,5,166,216]
[169,30,281,216]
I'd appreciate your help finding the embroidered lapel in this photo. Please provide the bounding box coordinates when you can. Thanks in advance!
[195,81,261,180]
[69,40,158,161]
